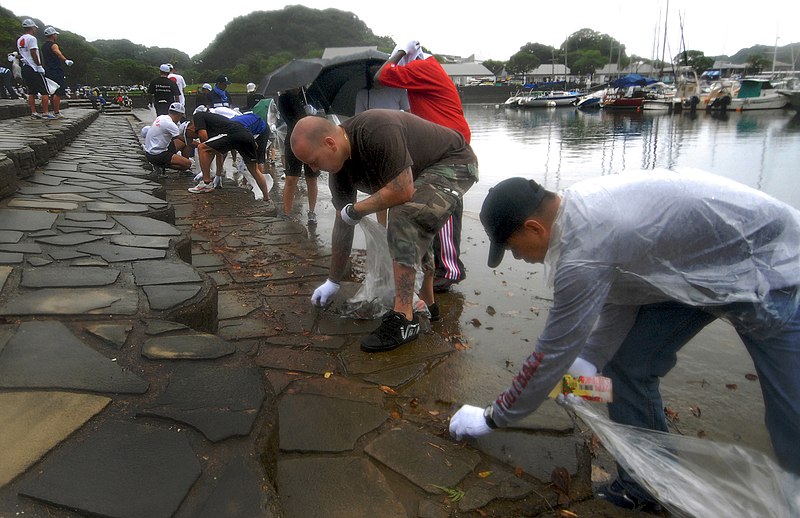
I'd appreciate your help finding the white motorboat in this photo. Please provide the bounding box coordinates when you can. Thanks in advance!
[704,78,788,111]
[518,90,582,107]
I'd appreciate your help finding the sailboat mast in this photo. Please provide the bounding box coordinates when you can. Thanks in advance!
[660,0,669,77]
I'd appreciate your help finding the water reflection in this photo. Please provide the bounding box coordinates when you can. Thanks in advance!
[465,105,800,212]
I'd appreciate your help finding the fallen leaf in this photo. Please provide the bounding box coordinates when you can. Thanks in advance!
[745,373,758,381]
[478,471,493,478]
[390,410,402,420]
[664,407,680,422]
[690,405,701,417]
[514,466,524,478]
[323,372,332,379]
[726,384,738,390]
[287,270,294,274]
[428,410,440,416]
[560,510,579,517]
[469,318,482,327]
[380,385,398,395]
[486,306,496,316]
[551,466,571,496]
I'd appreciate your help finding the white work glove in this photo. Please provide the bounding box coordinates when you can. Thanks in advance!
[339,203,361,226]
[311,279,340,307]
[36,65,45,74]
[449,405,493,441]
[303,104,317,116]
[403,40,420,56]
[64,59,74,66]
[391,44,403,56]
[568,357,598,378]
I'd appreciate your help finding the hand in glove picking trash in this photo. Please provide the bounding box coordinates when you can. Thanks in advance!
[403,40,420,56]
[449,405,494,441]
[65,59,73,66]
[311,279,340,307]
[568,357,597,378]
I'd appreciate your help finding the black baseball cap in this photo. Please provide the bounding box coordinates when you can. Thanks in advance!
[216,75,231,84]
[480,177,548,268]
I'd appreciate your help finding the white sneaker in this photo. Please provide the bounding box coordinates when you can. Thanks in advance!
[193,171,204,182]
[188,180,214,193]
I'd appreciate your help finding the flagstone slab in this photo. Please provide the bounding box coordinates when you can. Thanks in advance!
[458,464,534,511]
[143,285,202,310]
[472,431,581,483]
[138,362,263,442]
[8,199,79,210]
[255,345,335,373]
[132,260,201,285]
[76,242,166,262]
[21,266,120,288]
[0,252,23,264]
[0,391,111,487]
[277,457,405,518]
[86,202,148,213]
[0,242,41,254]
[0,266,12,290]
[0,209,56,231]
[195,459,273,518]
[58,218,116,229]
[42,193,94,202]
[85,322,133,349]
[18,420,201,518]
[364,424,480,492]
[0,231,23,243]
[64,212,107,222]
[141,333,235,360]
[279,393,386,452]
[109,190,168,205]
[0,321,148,393]
[109,235,171,249]
[34,233,104,246]
[17,185,97,195]
[0,287,138,316]
[112,215,182,236]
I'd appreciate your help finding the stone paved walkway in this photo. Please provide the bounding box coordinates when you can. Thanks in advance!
[0,100,639,517]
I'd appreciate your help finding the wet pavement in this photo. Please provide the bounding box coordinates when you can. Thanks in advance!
[0,99,644,517]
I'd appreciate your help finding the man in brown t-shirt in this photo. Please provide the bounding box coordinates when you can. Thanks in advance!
[291,109,479,352]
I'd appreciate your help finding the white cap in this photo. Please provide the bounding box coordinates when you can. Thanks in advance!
[22,19,37,28]
[246,82,256,93]
[193,105,208,114]
[167,63,174,69]
[201,83,212,91]
[159,64,171,73]
[168,102,185,114]
[43,26,59,36]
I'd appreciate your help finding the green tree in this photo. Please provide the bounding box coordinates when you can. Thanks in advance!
[481,59,505,76]
[570,49,606,77]
[562,28,626,67]
[674,50,714,75]
[745,53,771,74]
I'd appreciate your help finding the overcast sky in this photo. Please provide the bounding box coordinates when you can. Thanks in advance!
[5,0,799,63]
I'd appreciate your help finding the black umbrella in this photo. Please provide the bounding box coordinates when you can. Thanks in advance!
[306,49,390,117]
[256,58,327,97]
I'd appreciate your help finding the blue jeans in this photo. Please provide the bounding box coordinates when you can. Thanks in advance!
[604,295,800,502]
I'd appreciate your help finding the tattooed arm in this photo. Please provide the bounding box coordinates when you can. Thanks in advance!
[351,167,415,218]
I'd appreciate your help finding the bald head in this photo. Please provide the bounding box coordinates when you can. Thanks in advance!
[290,117,350,174]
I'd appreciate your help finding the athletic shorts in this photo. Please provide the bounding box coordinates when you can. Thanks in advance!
[145,141,177,167]
[204,128,259,163]
[21,65,48,96]
[284,126,320,178]
[387,163,477,272]
[45,70,66,96]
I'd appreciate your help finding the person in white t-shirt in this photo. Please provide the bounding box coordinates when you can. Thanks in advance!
[143,102,192,175]
[167,63,186,107]
[16,18,51,119]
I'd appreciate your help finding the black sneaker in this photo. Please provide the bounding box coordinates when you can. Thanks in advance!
[428,302,440,322]
[361,310,420,352]
[596,480,662,512]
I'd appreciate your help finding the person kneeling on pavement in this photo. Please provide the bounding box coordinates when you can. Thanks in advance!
[291,110,478,352]
[448,171,800,512]
[143,102,193,176]
[184,109,276,213]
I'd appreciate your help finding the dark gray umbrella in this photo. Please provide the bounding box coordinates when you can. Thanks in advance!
[306,49,390,117]
[256,58,327,96]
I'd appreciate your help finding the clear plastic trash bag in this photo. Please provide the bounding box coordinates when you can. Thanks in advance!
[562,398,800,517]
[341,217,429,320]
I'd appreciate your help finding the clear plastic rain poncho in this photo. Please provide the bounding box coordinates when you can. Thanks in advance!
[492,168,800,426]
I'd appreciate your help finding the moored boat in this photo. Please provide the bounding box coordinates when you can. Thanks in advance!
[777,89,800,110]
[518,90,582,107]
